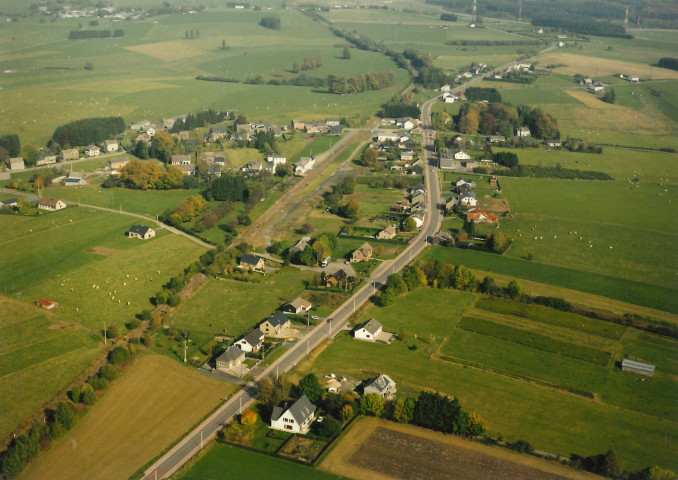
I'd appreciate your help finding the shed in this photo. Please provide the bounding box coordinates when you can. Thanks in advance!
[621,359,655,377]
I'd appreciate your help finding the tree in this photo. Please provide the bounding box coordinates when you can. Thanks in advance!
[340,174,356,195]
[602,88,616,104]
[134,140,149,159]
[80,385,96,405]
[359,393,385,417]
[292,61,301,73]
[20,145,39,166]
[360,148,378,167]
[486,231,509,252]
[315,415,342,440]
[342,46,351,59]
[392,397,415,423]
[452,265,472,290]
[601,450,623,478]
[258,376,275,406]
[53,401,77,431]
[636,465,677,480]
[108,346,131,364]
[466,412,486,437]
[341,200,360,218]
[506,280,522,299]
[84,61,93,70]
[16,198,30,215]
[240,410,258,425]
[297,373,323,403]
[402,217,417,232]
[339,404,354,424]
[221,39,227,50]
[98,364,118,381]
[479,276,495,294]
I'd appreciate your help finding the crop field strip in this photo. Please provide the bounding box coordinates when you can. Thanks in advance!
[457,317,611,365]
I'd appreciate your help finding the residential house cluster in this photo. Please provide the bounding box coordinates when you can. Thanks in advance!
[291,118,343,136]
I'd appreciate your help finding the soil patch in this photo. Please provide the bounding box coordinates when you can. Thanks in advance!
[350,427,570,480]
[278,436,326,463]
[87,246,122,256]
[478,197,510,215]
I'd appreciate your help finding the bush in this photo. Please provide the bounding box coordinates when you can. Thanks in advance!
[168,294,181,307]
[98,364,118,381]
[81,385,96,405]
[108,345,131,364]
[69,386,81,403]
[141,334,154,347]
[315,415,342,440]
[125,318,141,330]
[88,376,107,391]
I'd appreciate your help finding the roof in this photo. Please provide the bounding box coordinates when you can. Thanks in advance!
[210,126,227,133]
[288,297,311,311]
[240,253,263,266]
[357,242,372,256]
[39,197,65,208]
[35,298,57,308]
[1,198,17,206]
[621,359,655,373]
[358,318,382,335]
[241,329,264,347]
[324,261,356,277]
[379,225,397,237]
[128,225,153,236]
[364,374,395,393]
[267,311,290,328]
[287,395,316,424]
[216,345,245,363]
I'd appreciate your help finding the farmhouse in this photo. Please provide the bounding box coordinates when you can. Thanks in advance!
[517,126,531,138]
[621,359,655,377]
[215,346,246,372]
[294,156,315,176]
[326,118,341,127]
[396,117,416,131]
[234,329,264,353]
[61,148,79,161]
[467,207,498,224]
[36,151,58,166]
[326,378,342,393]
[38,197,67,211]
[328,125,344,135]
[64,176,87,187]
[588,82,605,93]
[245,160,263,173]
[291,119,306,131]
[354,318,383,342]
[363,374,397,398]
[35,298,59,310]
[130,120,150,130]
[259,311,291,337]
[209,126,228,141]
[7,157,24,171]
[455,178,475,190]
[375,130,400,142]
[270,394,316,434]
[240,253,265,271]
[170,155,192,165]
[377,225,397,240]
[207,165,222,177]
[175,164,196,176]
[488,135,505,144]
[109,159,129,170]
[289,237,311,256]
[283,297,312,314]
[127,225,156,240]
[459,191,477,206]
[351,243,373,263]
[266,155,287,169]
[103,139,119,152]
[547,139,562,148]
[85,145,100,157]
[0,198,18,208]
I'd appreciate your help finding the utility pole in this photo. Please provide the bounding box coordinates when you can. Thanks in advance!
[183,338,188,363]
[104,322,106,345]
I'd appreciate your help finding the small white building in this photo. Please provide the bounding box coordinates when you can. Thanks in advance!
[354,318,383,342]
[234,329,264,353]
[85,145,101,157]
[103,139,119,152]
[454,151,471,160]
[517,126,531,137]
[267,155,287,169]
[294,156,315,176]
[38,197,67,211]
[7,157,25,171]
[270,395,316,434]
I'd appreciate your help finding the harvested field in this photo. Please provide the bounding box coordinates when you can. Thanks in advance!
[87,246,122,256]
[537,53,678,80]
[125,41,207,61]
[477,197,510,214]
[321,418,600,480]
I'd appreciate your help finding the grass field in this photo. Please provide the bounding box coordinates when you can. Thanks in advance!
[0,296,103,441]
[419,246,678,314]
[296,288,678,470]
[169,270,316,340]
[0,8,410,146]
[0,208,207,329]
[21,354,235,480]
[175,442,347,480]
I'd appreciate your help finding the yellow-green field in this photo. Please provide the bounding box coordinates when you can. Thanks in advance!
[21,354,235,480]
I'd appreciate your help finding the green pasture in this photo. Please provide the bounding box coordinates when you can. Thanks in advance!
[0,9,410,146]
[419,246,678,314]
[169,270,316,339]
[299,288,678,470]
[344,183,405,219]
[41,185,201,217]
[175,443,347,480]
[0,298,103,440]
[622,330,678,377]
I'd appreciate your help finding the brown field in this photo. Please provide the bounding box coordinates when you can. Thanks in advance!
[321,418,601,480]
[125,41,208,61]
[0,50,59,62]
[538,52,678,80]
[87,246,122,256]
[22,354,235,480]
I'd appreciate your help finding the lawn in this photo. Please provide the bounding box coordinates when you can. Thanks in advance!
[174,442,347,480]
[169,270,317,340]
[0,208,207,329]
[296,288,678,471]
[0,297,103,441]
[21,354,235,480]
[419,246,678,314]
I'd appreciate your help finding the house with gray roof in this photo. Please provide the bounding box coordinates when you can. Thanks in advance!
[283,297,312,314]
[363,374,397,398]
[270,394,316,434]
[215,346,246,371]
[127,225,155,240]
[354,318,383,342]
[259,311,291,337]
[234,329,264,353]
[239,253,265,271]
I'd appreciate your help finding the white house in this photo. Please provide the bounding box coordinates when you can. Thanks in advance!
[127,225,155,240]
[294,156,315,176]
[234,329,264,353]
[270,395,316,434]
[38,197,67,211]
[409,214,424,228]
[363,374,397,398]
[170,154,192,165]
[517,126,531,137]
[283,297,312,314]
[85,145,101,157]
[375,130,400,142]
[7,157,24,171]
[267,155,287,169]
[103,139,119,152]
[454,151,471,160]
[444,95,456,104]
[440,84,451,93]
[354,318,383,342]
[396,117,415,131]
[215,346,246,372]
[130,120,150,130]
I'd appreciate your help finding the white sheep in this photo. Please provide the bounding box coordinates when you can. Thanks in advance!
[118,300,121,303]
[127,301,131,306]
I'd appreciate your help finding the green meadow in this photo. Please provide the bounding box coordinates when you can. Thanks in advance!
[298,288,678,471]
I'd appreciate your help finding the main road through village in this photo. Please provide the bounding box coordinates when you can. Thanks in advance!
[141,51,554,479]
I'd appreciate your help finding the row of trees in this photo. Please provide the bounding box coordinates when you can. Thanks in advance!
[658,57,678,71]
[446,40,540,46]
[259,16,280,30]
[170,109,228,133]
[68,29,124,39]
[464,87,502,103]
[456,103,560,139]
[168,195,208,225]
[292,55,322,73]
[208,174,248,202]
[401,49,451,89]
[322,174,359,219]
[52,116,125,148]
[531,17,631,39]
[0,134,20,157]
[114,159,186,190]
[327,71,395,94]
